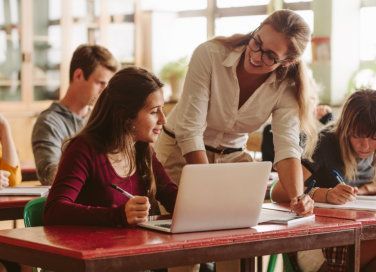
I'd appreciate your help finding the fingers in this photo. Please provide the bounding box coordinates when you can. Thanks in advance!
[0,170,10,189]
[329,185,357,204]
[125,196,150,225]
[290,195,314,216]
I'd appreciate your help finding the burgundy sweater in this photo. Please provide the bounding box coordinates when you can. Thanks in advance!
[44,136,177,227]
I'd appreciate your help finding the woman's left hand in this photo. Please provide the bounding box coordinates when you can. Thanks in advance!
[0,170,10,189]
[290,194,314,215]
[358,183,376,195]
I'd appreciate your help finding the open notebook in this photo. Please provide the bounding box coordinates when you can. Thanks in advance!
[0,186,50,197]
[139,162,272,233]
[315,195,376,211]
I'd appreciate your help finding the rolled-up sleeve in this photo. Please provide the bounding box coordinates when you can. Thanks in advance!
[174,43,212,155]
[271,86,302,164]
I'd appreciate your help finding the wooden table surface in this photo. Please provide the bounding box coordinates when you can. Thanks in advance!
[0,216,361,272]
[0,181,42,220]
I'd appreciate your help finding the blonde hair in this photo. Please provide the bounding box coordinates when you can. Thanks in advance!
[334,89,376,179]
[214,9,317,158]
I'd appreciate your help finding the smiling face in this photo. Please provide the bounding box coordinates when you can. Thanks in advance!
[243,24,292,75]
[133,89,166,143]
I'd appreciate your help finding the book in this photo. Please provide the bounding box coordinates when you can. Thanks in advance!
[258,208,315,226]
[0,186,50,197]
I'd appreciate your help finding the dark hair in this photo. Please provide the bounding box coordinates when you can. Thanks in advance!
[335,89,376,178]
[69,44,118,82]
[74,67,164,199]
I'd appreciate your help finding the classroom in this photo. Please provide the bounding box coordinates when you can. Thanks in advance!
[0,0,375,271]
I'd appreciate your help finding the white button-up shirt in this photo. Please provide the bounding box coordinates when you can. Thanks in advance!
[165,40,302,164]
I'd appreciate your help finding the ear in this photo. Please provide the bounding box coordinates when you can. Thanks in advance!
[72,68,84,81]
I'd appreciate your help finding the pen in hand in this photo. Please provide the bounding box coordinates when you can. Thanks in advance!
[332,169,345,184]
[298,179,317,201]
[110,184,134,199]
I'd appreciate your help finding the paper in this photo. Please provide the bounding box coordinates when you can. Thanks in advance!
[0,186,50,196]
[258,208,315,226]
[315,198,376,211]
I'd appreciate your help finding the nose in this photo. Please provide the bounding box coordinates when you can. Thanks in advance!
[158,110,166,125]
[359,138,370,151]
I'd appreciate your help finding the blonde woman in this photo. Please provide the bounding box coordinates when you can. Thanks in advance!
[156,9,317,215]
[273,89,376,271]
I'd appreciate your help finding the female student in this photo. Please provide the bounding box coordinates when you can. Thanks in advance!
[0,113,21,188]
[272,89,376,271]
[44,67,178,227]
[155,9,316,215]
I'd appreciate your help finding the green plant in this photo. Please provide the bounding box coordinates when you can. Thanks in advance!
[159,57,188,82]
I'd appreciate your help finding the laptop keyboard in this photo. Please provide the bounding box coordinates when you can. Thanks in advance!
[156,223,172,228]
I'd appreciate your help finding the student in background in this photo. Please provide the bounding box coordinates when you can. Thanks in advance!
[0,114,24,272]
[272,89,376,271]
[0,113,21,188]
[32,44,118,185]
[44,67,177,227]
[261,104,333,163]
[156,9,317,217]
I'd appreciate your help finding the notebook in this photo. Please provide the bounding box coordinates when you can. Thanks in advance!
[314,195,376,211]
[0,186,50,197]
[258,208,315,226]
[139,161,272,233]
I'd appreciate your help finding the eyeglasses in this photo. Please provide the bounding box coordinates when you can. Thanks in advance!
[248,35,287,66]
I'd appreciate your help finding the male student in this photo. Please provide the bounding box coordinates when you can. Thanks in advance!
[32,44,118,185]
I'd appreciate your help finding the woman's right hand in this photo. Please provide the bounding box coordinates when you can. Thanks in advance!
[0,170,10,189]
[124,196,150,225]
[326,184,358,204]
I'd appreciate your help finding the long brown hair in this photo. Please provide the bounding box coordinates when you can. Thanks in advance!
[334,89,376,179]
[73,67,163,199]
[214,9,317,158]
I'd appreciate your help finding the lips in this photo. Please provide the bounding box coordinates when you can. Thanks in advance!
[248,57,262,68]
[153,129,161,135]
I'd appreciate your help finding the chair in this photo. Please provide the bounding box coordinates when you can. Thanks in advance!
[24,197,47,227]
[23,197,47,272]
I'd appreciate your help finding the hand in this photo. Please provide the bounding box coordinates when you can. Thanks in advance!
[315,105,332,120]
[124,196,150,225]
[357,183,376,195]
[0,170,10,189]
[290,195,314,215]
[326,184,358,204]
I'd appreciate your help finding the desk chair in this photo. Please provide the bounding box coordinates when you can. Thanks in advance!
[24,197,46,228]
[24,197,47,272]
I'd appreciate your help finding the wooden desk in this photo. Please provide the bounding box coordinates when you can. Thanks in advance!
[0,216,361,272]
[314,207,376,241]
[0,181,42,220]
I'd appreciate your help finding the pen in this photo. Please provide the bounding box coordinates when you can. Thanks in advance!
[298,179,317,200]
[110,184,134,199]
[332,169,345,184]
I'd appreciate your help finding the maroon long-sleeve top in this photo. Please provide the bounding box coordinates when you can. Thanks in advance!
[44,136,178,227]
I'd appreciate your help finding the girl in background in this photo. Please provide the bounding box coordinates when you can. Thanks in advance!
[273,89,376,271]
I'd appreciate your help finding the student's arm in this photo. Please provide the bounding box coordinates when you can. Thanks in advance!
[44,138,128,227]
[357,181,376,195]
[174,43,212,161]
[0,114,21,187]
[32,116,63,185]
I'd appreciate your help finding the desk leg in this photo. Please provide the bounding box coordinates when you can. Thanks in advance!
[348,228,361,272]
[240,257,255,272]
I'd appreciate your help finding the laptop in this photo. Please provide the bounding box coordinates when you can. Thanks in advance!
[139,161,272,233]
